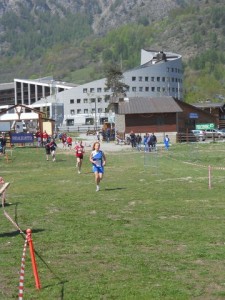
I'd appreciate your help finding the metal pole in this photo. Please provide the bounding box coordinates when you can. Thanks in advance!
[95,99,97,130]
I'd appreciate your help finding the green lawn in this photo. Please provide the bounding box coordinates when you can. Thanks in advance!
[1,142,225,299]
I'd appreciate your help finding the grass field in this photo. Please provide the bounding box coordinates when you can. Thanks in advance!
[1,142,225,299]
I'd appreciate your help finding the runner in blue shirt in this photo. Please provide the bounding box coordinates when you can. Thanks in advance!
[89,142,106,192]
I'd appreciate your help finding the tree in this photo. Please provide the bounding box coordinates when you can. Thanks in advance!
[104,64,129,99]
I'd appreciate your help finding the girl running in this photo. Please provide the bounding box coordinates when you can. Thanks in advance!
[89,142,106,191]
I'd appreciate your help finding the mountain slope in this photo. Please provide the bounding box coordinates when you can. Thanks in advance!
[0,0,225,103]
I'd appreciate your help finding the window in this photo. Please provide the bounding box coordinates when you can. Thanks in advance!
[91,108,95,113]
[132,87,136,92]
[145,77,149,82]
[83,88,87,93]
[139,87,143,92]
[167,67,170,72]
[171,68,174,72]
[90,88,94,93]
[151,77,154,81]
[157,77,160,82]
[91,98,95,103]
[86,118,94,125]
[145,87,149,92]
[139,76,142,81]
[77,99,81,104]
[70,109,75,115]
[84,109,88,114]
[97,88,102,93]
[83,98,88,103]
[70,99,74,104]
[132,77,136,81]
[151,87,155,92]
[157,87,160,92]
[67,119,74,126]
[162,77,165,82]
[98,108,102,113]
[98,98,102,103]
[77,109,81,114]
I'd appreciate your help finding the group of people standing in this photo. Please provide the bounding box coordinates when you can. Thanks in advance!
[129,131,170,151]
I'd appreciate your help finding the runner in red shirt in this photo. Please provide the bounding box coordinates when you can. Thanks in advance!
[74,141,85,174]
[61,133,67,149]
[67,136,72,150]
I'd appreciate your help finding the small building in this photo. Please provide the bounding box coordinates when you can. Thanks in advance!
[0,104,55,136]
[109,96,216,140]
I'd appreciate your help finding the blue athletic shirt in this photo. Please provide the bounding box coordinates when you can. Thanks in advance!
[91,150,105,174]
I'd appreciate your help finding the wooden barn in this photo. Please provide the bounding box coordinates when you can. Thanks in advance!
[110,96,216,137]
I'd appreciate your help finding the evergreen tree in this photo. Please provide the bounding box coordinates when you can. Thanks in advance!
[104,64,129,99]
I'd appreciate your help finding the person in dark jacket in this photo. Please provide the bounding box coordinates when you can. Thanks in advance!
[148,133,157,151]
[0,134,7,154]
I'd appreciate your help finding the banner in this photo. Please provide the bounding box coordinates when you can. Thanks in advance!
[11,133,34,144]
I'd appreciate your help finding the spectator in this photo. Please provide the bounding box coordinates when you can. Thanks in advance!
[0,133,7,154]
[164,134,170,150]
[143,133,149,152]
[130,131,136,148]
[148,133,157,151]
[136,134,142,151]
[42,130,48,146]
[106,128,111,143]
[35,130,42,147]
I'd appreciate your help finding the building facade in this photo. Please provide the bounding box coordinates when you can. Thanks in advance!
[0,82,15,106]
[12,49,183,128]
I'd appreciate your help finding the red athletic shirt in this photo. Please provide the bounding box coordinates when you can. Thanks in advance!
[75,144,84,157]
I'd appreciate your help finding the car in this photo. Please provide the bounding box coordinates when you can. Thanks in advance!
[204,129,224,138]
[217,128,225,137]
[191,130,206,141]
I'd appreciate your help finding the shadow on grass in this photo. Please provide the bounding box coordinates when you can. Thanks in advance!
[34,249,68,299]
[105,187,126,191]
[0,228,45,238]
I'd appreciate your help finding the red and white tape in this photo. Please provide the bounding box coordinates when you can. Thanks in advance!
[18,239,28,300]
[183,161,225,171]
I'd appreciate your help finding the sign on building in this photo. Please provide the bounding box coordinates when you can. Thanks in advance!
[196,123,215,130]
[189,113,199,119]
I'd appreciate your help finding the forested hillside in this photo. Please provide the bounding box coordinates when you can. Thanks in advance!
[0,0,224,103]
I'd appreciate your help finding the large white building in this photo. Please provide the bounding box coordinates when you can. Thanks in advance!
[14,49,183,128]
